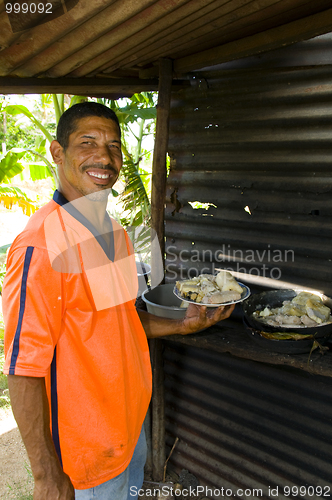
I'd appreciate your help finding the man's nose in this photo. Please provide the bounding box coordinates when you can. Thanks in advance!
[94,144,114,165]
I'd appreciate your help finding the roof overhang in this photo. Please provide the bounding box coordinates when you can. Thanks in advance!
[1,1,332,96]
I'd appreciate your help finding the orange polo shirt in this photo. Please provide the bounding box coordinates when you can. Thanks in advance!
[3,190,152,489]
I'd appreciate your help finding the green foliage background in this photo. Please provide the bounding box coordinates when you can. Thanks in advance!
[0,92,157,291]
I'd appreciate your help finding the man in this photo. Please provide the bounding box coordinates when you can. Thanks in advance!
[2,102,234,500]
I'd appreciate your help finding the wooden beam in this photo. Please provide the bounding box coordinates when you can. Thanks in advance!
[0,77,159,95]
[150,58,173,482]
[174,8,332,74]
[0,0,126,76]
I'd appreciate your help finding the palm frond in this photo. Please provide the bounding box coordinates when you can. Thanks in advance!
[120,144,150,226]
[0,185,38,216]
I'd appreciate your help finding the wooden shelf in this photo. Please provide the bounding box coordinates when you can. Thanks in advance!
[165,319,332,378]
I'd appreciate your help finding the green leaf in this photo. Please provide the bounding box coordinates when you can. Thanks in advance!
[52,95,62,125]
[0,243,11,255]
[58,94,65,115]
[70,95,88,107]
[119,107,157,120]
[259,331,314,340]
[4,104,54,142]
[24,149,58,185]
[0,149,26,183]
[28,163,52,181]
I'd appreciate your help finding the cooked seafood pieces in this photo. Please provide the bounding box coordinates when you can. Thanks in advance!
[176,271,243,304]
[254,291,332,327]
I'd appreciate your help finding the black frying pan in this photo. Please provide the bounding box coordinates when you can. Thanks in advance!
[242,316,329,354]
[242,289,332,338]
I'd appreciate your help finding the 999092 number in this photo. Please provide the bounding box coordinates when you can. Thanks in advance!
[284,485,331,497]
[6,3,53,14]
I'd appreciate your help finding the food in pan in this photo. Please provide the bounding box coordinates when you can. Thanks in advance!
[252,291,332,327]
[176,271,243,304]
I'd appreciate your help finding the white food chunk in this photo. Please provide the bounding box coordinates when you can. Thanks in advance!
[300,315,317,327]
[266,319,280,326]
[305,299,331,324]
[275,314,302,325]
[292,291,319,306]
[200,278,217,294]
[199,274,216,282]
[259,307,272,317]
[207,290,241,304]
[281,303,304,317]
[176,280,200,294]
[215,271,243,294]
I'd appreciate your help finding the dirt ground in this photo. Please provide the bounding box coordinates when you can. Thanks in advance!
[0,409,33,499]
[0,409,174,499]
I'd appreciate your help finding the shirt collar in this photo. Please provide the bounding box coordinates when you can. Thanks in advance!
[52,190,114,261]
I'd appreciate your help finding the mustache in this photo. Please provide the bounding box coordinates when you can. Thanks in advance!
[82,164,118,175]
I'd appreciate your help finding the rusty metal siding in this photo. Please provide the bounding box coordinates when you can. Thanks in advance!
[166,59,332,295]
[164,341,332,499]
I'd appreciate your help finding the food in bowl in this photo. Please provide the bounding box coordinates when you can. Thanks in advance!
[253,291,332,328]
[176,271,243,305]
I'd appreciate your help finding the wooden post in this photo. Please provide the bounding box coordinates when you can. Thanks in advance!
[150,337,165,481]
[151,58,173,257]
[150,58,173,482]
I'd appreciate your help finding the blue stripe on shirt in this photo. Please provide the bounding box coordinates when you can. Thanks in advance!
[51,346,63,467]
[9,246,34,375]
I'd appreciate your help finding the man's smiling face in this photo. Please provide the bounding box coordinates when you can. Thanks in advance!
[51,115,122,202]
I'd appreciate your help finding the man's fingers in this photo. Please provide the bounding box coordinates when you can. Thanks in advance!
[206,305,225,319]
[208,304,234,321]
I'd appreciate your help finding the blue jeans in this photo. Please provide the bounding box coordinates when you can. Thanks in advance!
[75,426,147,500]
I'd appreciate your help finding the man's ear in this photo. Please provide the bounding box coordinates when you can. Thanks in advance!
[50,140,64,165]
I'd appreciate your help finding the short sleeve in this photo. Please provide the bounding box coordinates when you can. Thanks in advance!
[2,245,63,376]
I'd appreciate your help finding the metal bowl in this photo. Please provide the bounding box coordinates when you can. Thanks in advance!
[142,283,187,320]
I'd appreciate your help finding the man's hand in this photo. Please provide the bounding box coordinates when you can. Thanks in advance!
[138,301,235,338]
[34,472,75,500]
[180,302,235,335]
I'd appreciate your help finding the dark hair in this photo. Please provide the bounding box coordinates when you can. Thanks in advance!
[56,102,121,150]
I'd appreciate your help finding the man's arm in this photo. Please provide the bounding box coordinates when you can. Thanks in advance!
[138,302,235,338]
[7,375,74,500]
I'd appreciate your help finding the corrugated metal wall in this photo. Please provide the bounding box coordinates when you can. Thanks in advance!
[165,38,332,295]
[164,341,332,499]
[163,36,332,498]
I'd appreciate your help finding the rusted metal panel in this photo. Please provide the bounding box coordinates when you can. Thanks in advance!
[166,53,332,296]
[163,341,332,499]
